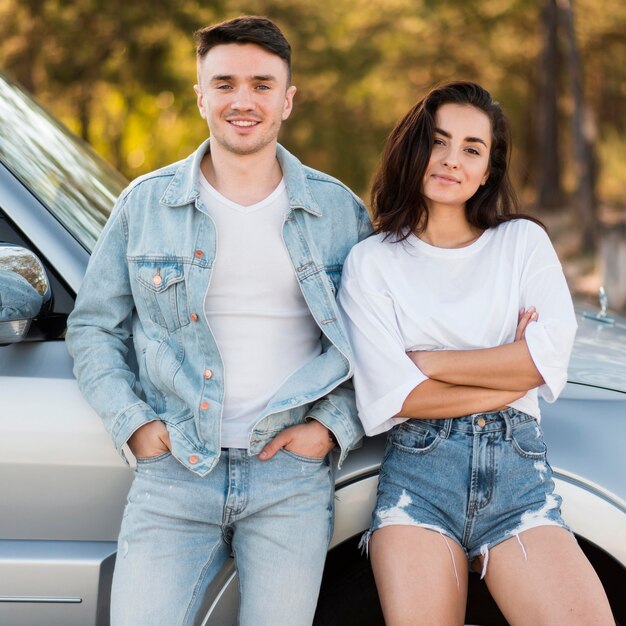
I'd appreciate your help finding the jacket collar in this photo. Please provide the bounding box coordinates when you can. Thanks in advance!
[160,140,322,217]
[276,144,321,216]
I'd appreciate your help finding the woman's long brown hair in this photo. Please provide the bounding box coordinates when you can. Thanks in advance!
[371,81,543,241]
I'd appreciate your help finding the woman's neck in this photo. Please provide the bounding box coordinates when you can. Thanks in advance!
[417,208,483,249]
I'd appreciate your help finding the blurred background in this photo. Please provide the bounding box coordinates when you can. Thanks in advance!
[1,0,625,308]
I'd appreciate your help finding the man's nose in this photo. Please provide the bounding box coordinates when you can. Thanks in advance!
[231,87,255,110]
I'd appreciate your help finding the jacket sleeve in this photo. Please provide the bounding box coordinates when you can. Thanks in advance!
[356,196,374,242]
[307,194,373,467]
[305,195,373,466]
[66,191,158,460]
[305,378,363,468]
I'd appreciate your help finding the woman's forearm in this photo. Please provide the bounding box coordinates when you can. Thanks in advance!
[397,379,525,419]
[409,340,544,391]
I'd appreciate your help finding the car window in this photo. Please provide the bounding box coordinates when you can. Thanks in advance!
[0,72,127,252]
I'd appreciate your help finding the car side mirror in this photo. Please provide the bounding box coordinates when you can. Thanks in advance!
[0,245,51,343]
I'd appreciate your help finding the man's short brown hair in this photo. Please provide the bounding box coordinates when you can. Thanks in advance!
[194,16,292,83]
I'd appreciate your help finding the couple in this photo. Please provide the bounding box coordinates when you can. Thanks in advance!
[66,15,613,626]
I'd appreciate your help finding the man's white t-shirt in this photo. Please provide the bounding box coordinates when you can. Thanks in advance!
[337,219,577,436]
[199,176,321,448]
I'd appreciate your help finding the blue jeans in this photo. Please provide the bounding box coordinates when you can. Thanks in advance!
[111,448,334,625]
[366,409,568,570]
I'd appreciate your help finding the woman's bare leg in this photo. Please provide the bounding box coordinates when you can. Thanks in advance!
[370,525,468,626]
[483,526,614,625]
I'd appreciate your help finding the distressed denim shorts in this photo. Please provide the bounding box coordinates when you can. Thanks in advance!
[366,408,569,571]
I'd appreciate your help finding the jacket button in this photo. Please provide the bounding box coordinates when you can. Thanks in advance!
[194,249,204,258]
[200,401,209,410]
[203,369,213,379]
[190,312,199,322]
[152,274,162,286]
[188,455,199,465]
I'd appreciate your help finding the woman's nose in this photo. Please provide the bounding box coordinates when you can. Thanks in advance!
[442,148,460,168]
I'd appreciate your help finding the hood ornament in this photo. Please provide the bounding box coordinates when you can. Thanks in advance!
[583,286,615,325]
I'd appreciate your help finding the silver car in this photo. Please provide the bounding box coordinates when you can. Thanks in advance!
[1,71,624,625]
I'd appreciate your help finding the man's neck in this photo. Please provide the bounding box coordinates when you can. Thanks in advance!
[200,140,283,206]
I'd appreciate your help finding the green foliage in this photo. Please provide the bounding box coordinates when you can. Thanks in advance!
[0,0,624,206]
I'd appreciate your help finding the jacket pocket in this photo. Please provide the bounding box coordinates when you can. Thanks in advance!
[132,260,191,331]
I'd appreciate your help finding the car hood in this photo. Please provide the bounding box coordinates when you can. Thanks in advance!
[568,305,626,393]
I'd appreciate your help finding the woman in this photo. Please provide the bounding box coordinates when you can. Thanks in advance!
[338,82,613,625]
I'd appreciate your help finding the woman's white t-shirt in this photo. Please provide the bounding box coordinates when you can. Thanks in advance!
[337,219,577,436]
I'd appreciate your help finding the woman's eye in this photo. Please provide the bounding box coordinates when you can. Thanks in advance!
[433,138,445,146]
[466,147,480,155]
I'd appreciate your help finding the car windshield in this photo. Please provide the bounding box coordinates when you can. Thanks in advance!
[0,72,127,252]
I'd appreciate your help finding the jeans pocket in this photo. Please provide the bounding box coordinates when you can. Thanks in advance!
[135,451,173,465]
[510,419,547,459]
[391,421,441,455]
[279,448,326,464]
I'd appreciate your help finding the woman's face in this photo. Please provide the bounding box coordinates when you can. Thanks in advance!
[422,103,492,213]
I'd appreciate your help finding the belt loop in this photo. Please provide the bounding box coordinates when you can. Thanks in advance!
[441,418,452,439]
[502,410,513,441]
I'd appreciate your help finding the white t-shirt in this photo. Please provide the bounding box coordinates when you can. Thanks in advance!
[200,176,322,448]
[338,219,577,436]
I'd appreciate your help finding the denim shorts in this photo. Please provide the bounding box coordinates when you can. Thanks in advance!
[366,409,569,570]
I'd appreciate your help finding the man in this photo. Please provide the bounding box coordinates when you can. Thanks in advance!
[66,15,371,626]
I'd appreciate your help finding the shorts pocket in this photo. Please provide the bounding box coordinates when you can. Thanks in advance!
[391,421,442,455]
[510,419,547,459]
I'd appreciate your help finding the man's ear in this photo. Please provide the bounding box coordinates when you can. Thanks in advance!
[282,85,297,121]
[194,84,206,119]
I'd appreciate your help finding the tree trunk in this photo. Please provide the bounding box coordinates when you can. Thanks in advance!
[77,89,92,145]
[558,0,598,253]
[535,0,562,209]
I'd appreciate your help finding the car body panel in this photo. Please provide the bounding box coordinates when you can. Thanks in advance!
[0,341,131,543]
[569,309,626,393]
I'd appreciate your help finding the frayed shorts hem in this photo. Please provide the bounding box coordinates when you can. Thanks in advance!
[361,517,573,580]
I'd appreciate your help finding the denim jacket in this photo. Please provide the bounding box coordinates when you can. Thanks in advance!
[66,140,372,476]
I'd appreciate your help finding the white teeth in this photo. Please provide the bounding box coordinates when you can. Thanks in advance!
[230,120,257,127]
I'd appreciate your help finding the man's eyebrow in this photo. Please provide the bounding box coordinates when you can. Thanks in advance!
[435,127,488,148]
[209,74,278,82]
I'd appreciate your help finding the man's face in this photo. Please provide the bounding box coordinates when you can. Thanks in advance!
[194,43,296,157]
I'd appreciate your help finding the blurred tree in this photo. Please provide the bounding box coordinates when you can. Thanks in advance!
[0,0,217,171]
[534,0,562,209]
[559,0,598,252]
[0,0,624,212]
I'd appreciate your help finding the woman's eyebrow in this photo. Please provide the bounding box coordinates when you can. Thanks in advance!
[435,127,488,147]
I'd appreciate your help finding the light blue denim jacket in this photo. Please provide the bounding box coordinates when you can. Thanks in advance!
[66,140,372,476]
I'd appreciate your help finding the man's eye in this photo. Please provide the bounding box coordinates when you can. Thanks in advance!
[256,84,271,91]
[216,84,232,90]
